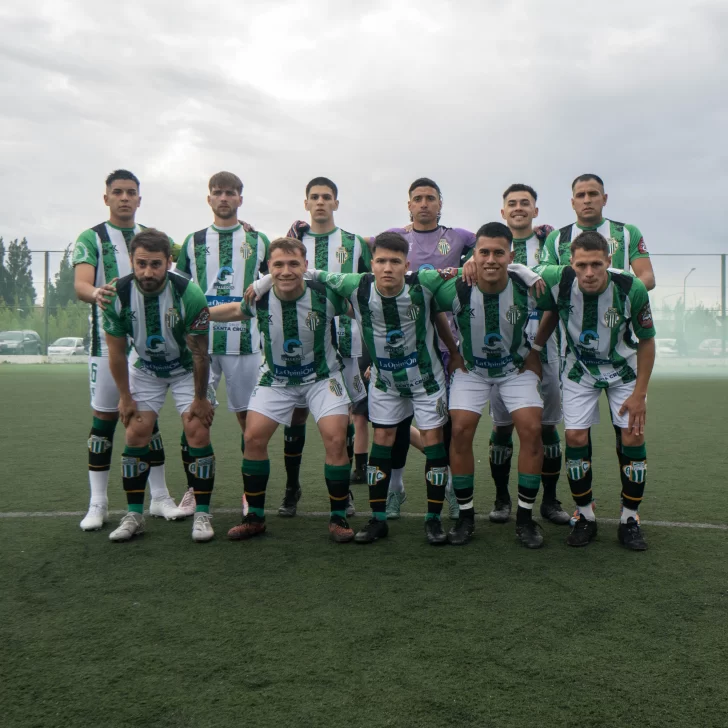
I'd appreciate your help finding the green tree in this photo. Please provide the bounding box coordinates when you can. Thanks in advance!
[4,237,36,310]
[47,244,76,310]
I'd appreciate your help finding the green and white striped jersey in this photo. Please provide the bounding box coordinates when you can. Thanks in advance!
[537,266,656,388]
[103,271,210,379]
[301,227,371,358]
[434,271,551,379]
[72,222,145,357]
[311,269,447,398]
[176,224,270,356]
[241,281,349,387]
[541,219,649,272]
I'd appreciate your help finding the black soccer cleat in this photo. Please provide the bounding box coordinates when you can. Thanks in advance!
[354,517,389,544]
[350,467,366,485]
[447,514,475,546]
[516,520,544,549]
[278,486,302,517]
[539,499,571,525]
[566,514,598,547]
[489,498,512,524]
[618,517,648,551]
[424,518,448,545]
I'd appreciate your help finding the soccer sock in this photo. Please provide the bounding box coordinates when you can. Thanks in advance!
[87,417,117,505]
[620,443,647,522]
[325,463,351,518]
[516,473,541,525]
[489,430,513,501]
[346,423,355,467]
[389,467,405,493]
[452,474,474,515]
[367,443,392,520]
[424,443,448,520]
[121,445,152,514]
[147,421,170,500]
[180,432,194,489]
[242,458,270,519]
[541,429,562,501]
[565,445,594,520]
[188,444,215,513]
[283,424,306,490]
[355,452,368,471]
[613,424,623,459]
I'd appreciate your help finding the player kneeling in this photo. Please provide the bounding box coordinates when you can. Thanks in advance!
[103,229,217,543]
[210,237,355,543]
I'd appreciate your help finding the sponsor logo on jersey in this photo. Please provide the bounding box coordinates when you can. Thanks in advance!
[418,263,435,271]
[506,305,522,325]
[122,309,137,323]
[88,435,112,454]
[189,455,215,479]
[603,307,620,328]
[437,238,451,256]
[637,237,648,254]
[165,307,180,329]
[482,333,505,354]
[376,354,419,372]
[145,334,166,356]
[406,304,420,321]
[426,466,448,485]
[366,465,386,485]
[240,242,253,260]
[214,266,234,292]
[607,237,620,256]
[72,242,92,264]
[637,302,653,329]
[623,460,646,484]
[461,306,476,318]
[191,309,210,331]
[282,338,303,359]
[385,329,405,352]
[328,378,343,396]
[305,311,320,331]
[578,330,599,348]
[335,246,349,264]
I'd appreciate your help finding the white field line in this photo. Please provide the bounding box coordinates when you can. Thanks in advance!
[0,508,726,530]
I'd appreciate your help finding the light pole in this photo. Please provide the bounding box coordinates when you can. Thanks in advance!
[682,267,696,335]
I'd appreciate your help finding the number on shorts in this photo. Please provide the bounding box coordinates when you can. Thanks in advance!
[91,362,98,383]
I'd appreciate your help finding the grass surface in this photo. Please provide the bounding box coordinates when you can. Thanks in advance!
[1,365,727,728]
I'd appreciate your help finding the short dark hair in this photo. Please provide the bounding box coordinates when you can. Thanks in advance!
[572,173,604,190]
[209,171,243,193]
[475,222,513,245]
[371,231,409,257]
[571,231,609,256]
[268,237,307,260]
[408,177,441,198]
[106,169,140,188]
[502,183,537,202]
[306,177,338,198]
[130,229,171,258]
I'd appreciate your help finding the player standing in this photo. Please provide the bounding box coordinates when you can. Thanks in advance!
[73,170,183,531]
[103,229,216,542]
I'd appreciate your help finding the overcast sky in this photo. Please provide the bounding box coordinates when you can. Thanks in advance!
[1,0,726,307]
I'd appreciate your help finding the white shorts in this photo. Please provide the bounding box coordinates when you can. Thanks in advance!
[247,371,351,426]
[562,377,635,430]
[89,356,119,412]
[490,360,562,426]
[368,385,448,430]
[130,367,217,415]
[342,357,367,404]
[210,352,262,412]
[449,368,543,417]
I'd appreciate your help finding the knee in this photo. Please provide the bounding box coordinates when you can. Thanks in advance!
[373,428,396,447]
[126,424,152,448]
[565,429,589,448]
[185,421,210,449]
[450,421,474,447]
[324,431,347,455]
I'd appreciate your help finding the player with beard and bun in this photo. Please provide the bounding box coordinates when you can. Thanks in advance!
[175,172,270,519]
[73,170,184,532]
[535,232,655,550]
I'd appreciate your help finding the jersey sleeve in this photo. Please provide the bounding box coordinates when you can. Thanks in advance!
[241,299,256,319]
[175,234,193,275]
[626,224,649,261]
[327,289,351,316]
[258,232,271,275]
[629,279,656,339]
[183,282,211,335]
[313,270,362,299]
[357,235,372,272]
[72,229,99,268]
[102,297,128,338]
[539,231,560,266]
[418,268,459,295]
[533,265,568,305]
[432,278,459,312]
[454,228,476,253]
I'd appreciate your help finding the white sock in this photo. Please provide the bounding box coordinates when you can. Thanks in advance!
[621,506,639,524]
[389,467,405,493]
[577,502,595,521]
[148,464,171,500]
[459,500,474,510]
[88,471,109,506]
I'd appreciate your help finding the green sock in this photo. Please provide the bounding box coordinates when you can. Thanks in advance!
[121,444,151,513]
[188,444,215,512]
[243,458,270,518]
[325,463,351,518]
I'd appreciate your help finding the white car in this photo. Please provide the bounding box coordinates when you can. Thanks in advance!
[48,337,86,357]
[698,338,725,356]
[655,338,678,357]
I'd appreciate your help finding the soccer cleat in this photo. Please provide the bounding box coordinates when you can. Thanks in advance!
[447,514,475,545]
[569,501,596,527]
[191,512,214,542]
[539,499,571,525]
[566,514,598,547]
[228,513,267,541]
[425,518,448,545]
[489,498,512,523]
[516,520,544,549]
[350,467,366,485]
[618,517,648,551]
[278,486,302,517]
[385,490,407,519]
[177,487,196,518]
[80,503,108,531]
[346,490,356,518]
[446,486,460,520]
[149,496,186,521]
[354,517,389,544]
[109,512,145,542]
[329,515,355,543]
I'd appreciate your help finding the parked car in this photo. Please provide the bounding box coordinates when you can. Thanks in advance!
[698,338,726,356]
[655,338,678,357]
[0,330,43,355]
[48,337,86,357]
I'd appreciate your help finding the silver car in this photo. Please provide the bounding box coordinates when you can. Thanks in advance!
[48,337,86,357]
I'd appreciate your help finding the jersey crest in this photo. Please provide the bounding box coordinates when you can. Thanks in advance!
[305,311,320,331]
[335,246,349,264]
[406,304,420,321]
[603,308,620,328]
[437,239,451,256]
[607,237,620,256]
[505,305,522,325]
[165,307,180,329]
[240,242,253,260]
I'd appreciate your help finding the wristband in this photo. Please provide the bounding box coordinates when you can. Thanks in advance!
[531,343,544,352]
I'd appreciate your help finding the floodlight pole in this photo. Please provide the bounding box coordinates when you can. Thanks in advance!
[682,267,696,335]
[44,251,50,355]
[721,254,726,355]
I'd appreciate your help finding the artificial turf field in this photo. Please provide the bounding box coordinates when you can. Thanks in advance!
[1,364,727,728]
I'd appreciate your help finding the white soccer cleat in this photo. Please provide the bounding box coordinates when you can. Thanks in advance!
[80,503,109,531]
[109,512,145,542]
[177,488,196,518]
[191,512,214,542]
[149,496,186,521]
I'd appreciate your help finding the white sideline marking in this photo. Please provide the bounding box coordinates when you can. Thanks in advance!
[0,508,726,530]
